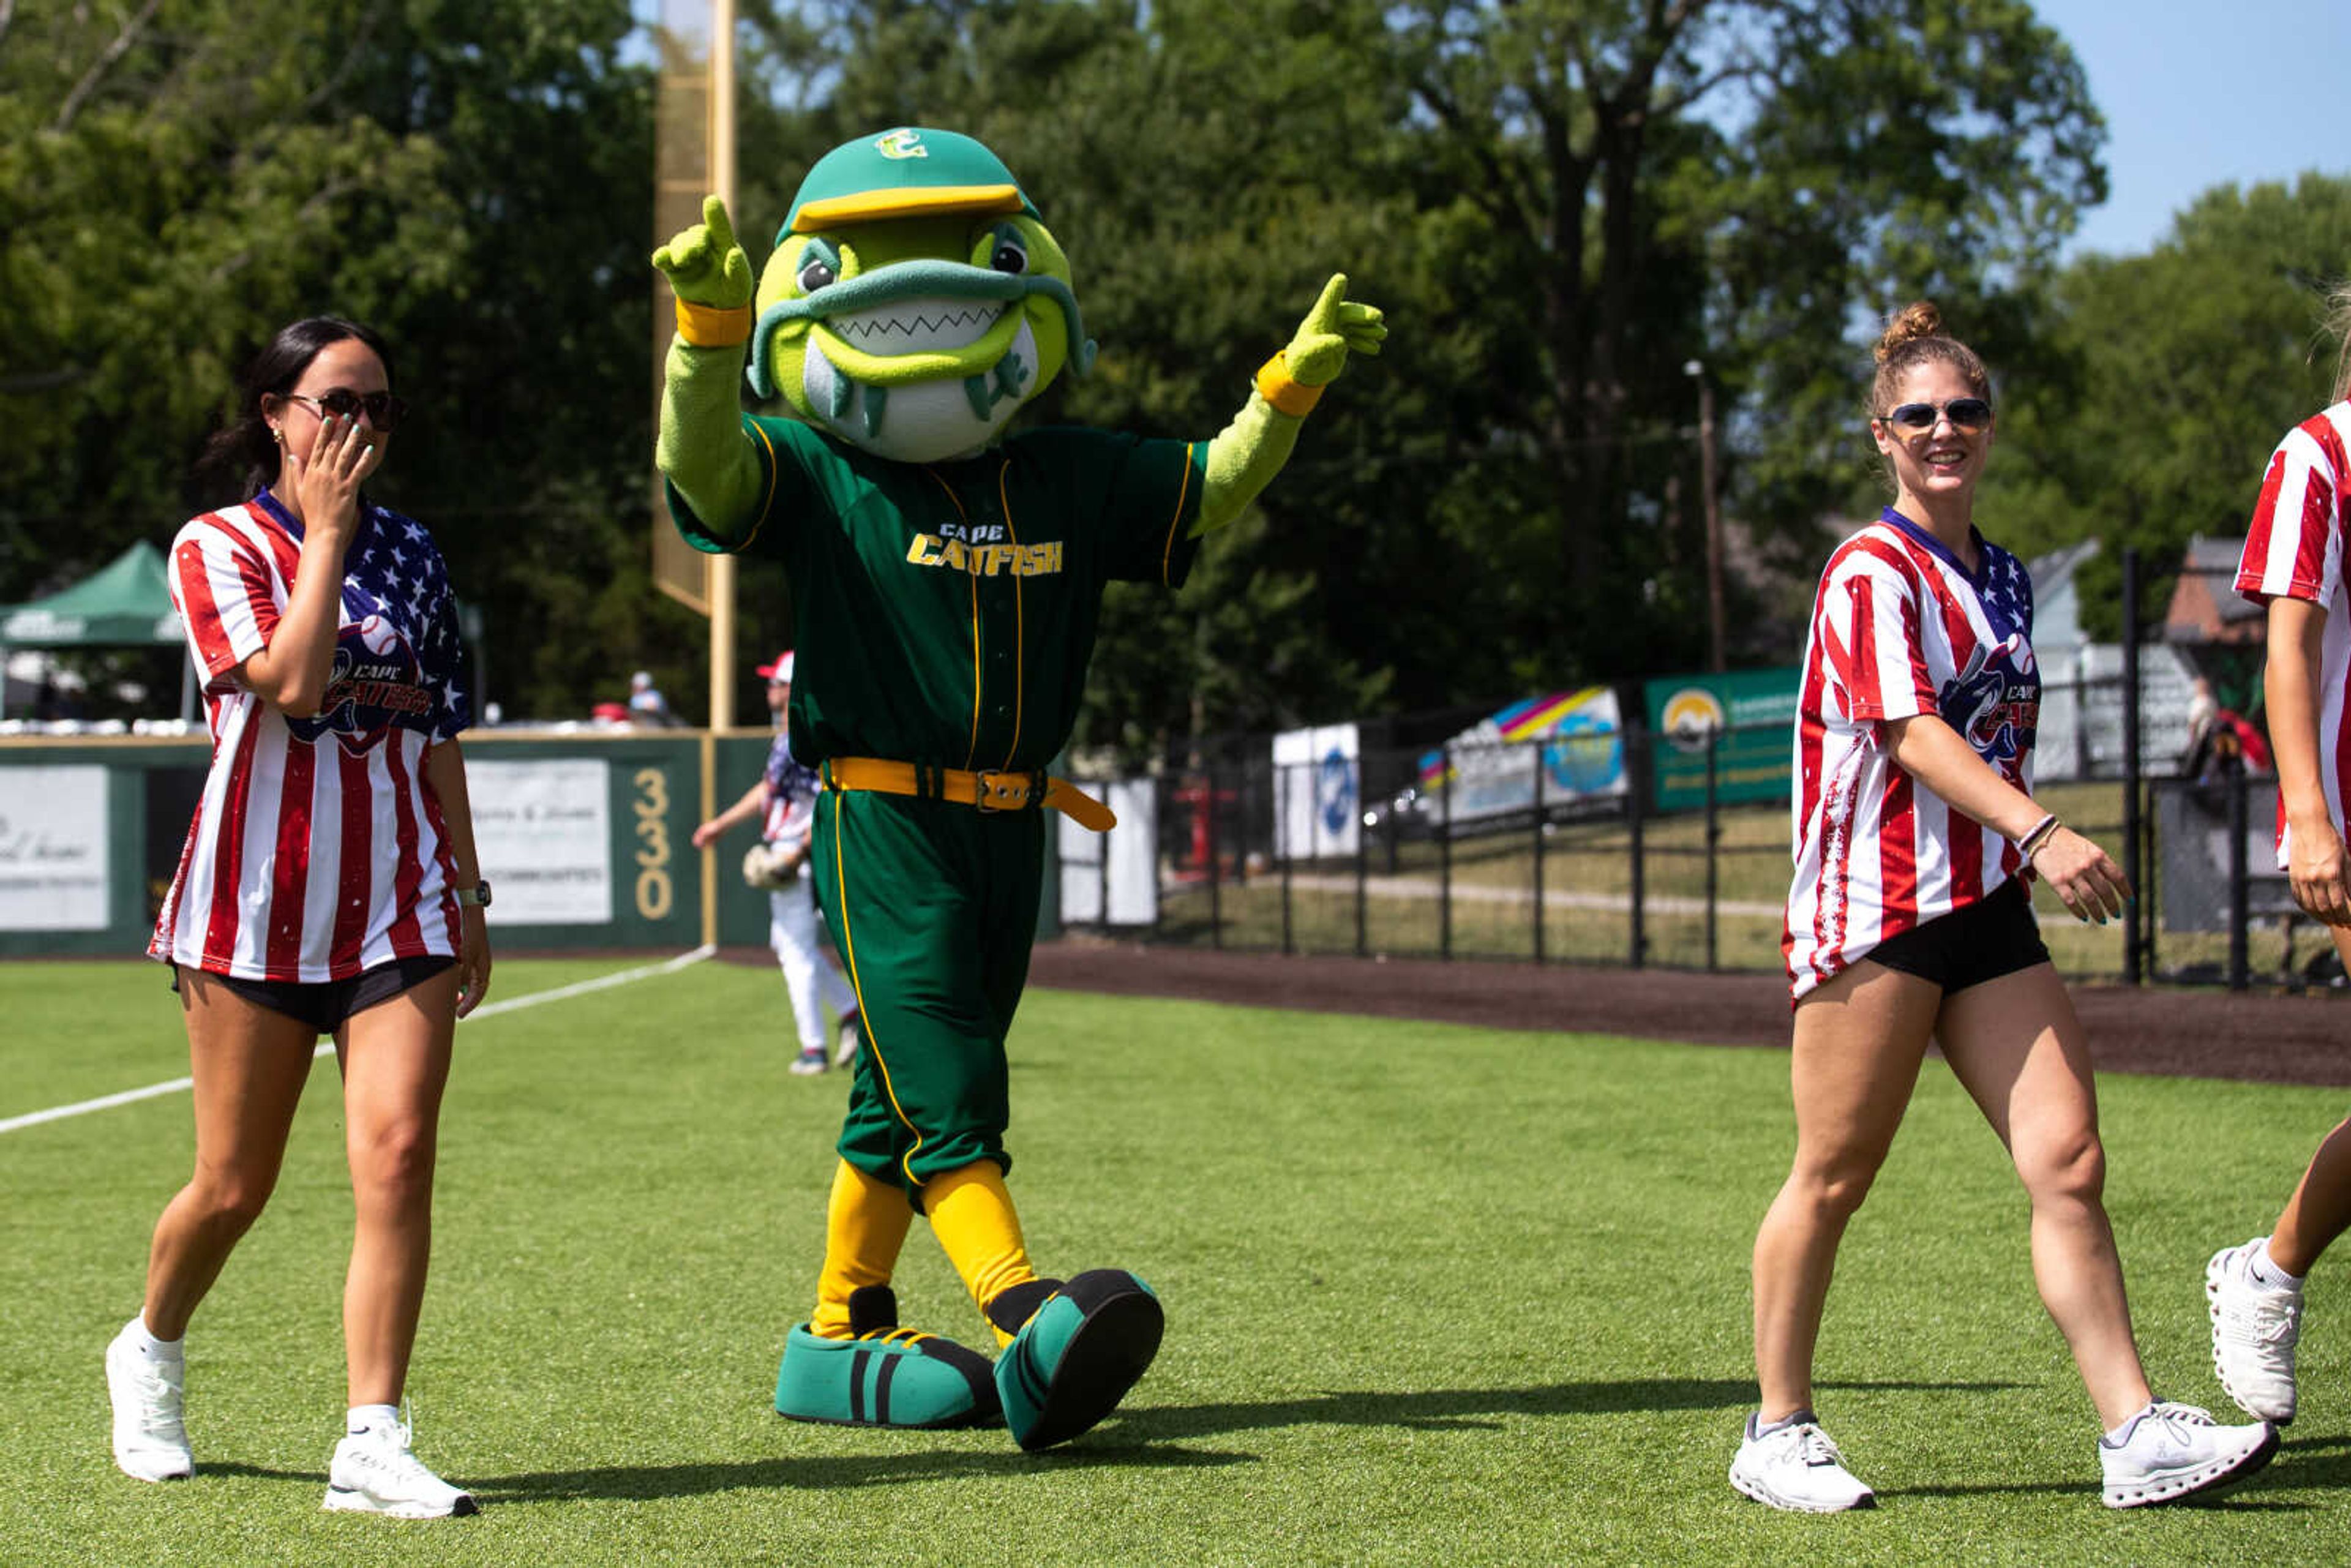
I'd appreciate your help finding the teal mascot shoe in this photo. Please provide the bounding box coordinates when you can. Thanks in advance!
[991,1270,1164,1451]
[775,1286,1002,1428]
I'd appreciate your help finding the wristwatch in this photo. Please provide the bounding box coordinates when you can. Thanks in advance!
[454,879,493,909]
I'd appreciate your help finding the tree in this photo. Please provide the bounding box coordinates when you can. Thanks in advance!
[1987,173,2351,640]
[0,0,696,721]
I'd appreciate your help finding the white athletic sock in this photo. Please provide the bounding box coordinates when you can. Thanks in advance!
[2104,1400,2158,1446]
[133,1315,183,1360]
[2251,1238,2306,1291]
[347,1403,401,1436]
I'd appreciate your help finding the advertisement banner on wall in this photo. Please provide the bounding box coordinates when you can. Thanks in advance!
[1404,689,1626,836]
[468,758,613,925]
[1643,668,1801,812]
[1272,723,1362,860]
[0,765,109,931]
[1059,779,1158,926]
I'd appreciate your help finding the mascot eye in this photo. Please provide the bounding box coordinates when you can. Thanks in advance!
[988,234,1029,276]
[794,238,842,294]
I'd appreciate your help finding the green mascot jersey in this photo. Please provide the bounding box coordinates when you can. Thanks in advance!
[667,413,1207,1190]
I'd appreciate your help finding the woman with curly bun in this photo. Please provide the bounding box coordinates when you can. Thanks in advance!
[1732,302,2276,1513]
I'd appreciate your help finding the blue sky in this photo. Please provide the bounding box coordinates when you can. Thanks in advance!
[2032,0,2351,258]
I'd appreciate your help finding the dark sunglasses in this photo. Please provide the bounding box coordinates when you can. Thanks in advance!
[285,389,409,431]
[1879,397,1992,433]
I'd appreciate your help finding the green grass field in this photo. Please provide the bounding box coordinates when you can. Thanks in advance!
[4,955,2347,1566]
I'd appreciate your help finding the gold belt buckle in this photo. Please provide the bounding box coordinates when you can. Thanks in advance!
[972,770,1035,812]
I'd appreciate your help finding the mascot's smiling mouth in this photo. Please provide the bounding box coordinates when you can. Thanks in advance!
[828,298,1007,353]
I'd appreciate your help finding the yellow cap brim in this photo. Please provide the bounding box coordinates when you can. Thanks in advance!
[790,184,1027,234]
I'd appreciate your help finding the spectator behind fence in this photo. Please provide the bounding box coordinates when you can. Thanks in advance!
[628,669,678,727]
[2207,283,2351,1430]
[1736,301,2276,1515]
[115,315,489,1519]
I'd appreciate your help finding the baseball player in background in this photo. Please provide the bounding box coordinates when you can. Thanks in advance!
[692,650,861,1076]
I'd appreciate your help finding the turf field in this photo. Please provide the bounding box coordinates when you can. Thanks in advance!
[4,955,2347,1566]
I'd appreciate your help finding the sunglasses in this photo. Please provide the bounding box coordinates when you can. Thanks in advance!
[284,389,410,431]
[1878,397,1992,434]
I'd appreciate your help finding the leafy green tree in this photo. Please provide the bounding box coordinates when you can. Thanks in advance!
[0,0,696,721]
[1987,173,2351,640]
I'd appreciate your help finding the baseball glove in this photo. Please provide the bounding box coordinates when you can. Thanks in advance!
[742,841,802,890]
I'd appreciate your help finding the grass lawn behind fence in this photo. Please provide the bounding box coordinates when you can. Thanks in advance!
[2,956,2345,1566]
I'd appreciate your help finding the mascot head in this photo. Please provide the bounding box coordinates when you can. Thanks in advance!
[747,127,1093,463]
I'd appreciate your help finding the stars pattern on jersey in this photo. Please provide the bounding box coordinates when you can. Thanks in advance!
[285,505,470,754]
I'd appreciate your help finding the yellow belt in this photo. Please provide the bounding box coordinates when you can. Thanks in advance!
[821,757,1117,833]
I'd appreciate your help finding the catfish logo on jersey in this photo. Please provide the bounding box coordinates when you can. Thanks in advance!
[1937,633,2038,765]
[287,613,433,754]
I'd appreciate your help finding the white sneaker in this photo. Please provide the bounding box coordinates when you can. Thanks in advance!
[2208,1237,2304,1423]
[834,1014,863,1070]
[105,1319,193,1482]
[790,1048,827,1076]
[1729,1412,1875,1512]
[324,1417,477,1518]
[2099,1400,2276,1508]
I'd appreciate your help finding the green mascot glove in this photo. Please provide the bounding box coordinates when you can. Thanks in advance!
[1251,274,1386,418]
[1198,274,1387,533]
[654,193,764,536]
[653,194,757,343]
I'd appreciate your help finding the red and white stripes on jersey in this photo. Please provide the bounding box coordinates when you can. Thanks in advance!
[2236,401,2351,869]
[1783,509,2040,1000]
[150,490,471,982]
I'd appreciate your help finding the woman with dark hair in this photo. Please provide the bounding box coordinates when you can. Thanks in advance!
[106,317,488,1518]
[2208,283,2351,1429]
[1732,302,2276,1512]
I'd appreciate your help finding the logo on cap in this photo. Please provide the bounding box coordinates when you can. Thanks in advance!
[876,129,927,161]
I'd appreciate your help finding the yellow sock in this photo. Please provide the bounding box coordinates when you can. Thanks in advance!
[811,1160,913,1339]
[925,1161,1039,1347]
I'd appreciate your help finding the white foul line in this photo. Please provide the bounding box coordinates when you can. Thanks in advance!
[0,946,715,1138]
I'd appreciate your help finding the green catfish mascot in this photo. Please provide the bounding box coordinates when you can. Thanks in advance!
[654,126,1382,1451]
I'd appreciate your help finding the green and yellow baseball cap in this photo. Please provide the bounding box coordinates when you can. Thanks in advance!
[779,127,1041,241]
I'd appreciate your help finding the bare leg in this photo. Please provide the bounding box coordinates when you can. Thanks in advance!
[1938,963,2150,1429]
[142,972,317,1339]
[334,967,458,1408]
[2268,930,2351,1276]
[1752,962,1941,1422]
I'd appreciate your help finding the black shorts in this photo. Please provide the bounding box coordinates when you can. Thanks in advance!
[1862,877,2050,994]
[170,955,456,1037]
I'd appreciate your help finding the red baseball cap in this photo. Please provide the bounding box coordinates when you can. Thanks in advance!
[756,650,795,683]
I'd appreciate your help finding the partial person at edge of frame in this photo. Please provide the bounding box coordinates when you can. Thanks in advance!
[1733,300,2278,1514]
[2208,280,2351,1430]
[107,315,489,1520]
[691,648,864,1078]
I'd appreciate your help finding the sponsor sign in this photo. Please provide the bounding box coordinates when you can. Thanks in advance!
[468,759,613,925]
[1272,723,1362,860]
[1415,688,1627,828]
[0,766,108,930]
[1642,669,1801,811]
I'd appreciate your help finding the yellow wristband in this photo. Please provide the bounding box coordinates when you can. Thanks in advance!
[675,296,753,348]
[1254,352,1324,418]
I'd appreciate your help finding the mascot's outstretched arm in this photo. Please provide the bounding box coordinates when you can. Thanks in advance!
[1195,274,1386,536]
[653,195,762,533]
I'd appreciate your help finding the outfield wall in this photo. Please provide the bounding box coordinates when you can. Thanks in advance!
[0,732,791,961]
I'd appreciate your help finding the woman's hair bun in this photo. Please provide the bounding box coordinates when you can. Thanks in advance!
[1874,301,1944,362]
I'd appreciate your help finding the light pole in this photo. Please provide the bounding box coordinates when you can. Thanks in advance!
[1684,359,1725,673]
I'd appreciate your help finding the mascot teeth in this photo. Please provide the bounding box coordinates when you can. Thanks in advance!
[827,297,1005,356]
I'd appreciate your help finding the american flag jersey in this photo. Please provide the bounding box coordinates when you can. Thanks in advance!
[1783,508,2040,1000]
[760,730,821,852]
[2235,402,2351,870]
[150,488,473,981]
